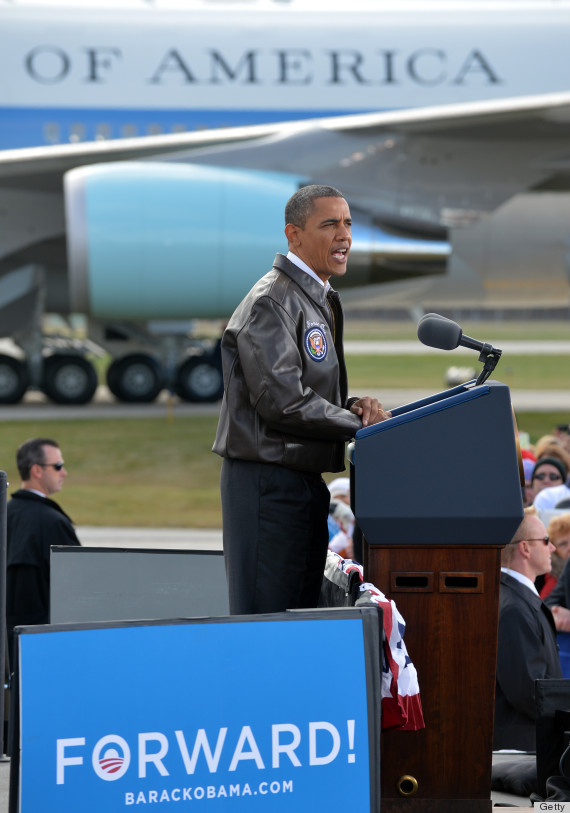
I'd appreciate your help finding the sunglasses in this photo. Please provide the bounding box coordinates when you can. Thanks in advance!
[534,472,562,482]
[38,462,65,471]
[510,536,550,546]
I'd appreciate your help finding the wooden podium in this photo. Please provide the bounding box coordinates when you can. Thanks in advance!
[352,381,524,813]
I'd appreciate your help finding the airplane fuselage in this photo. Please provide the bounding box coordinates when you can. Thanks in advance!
[2,1,570,149]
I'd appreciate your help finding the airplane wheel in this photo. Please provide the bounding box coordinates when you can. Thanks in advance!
[106,354,164,403]
[41,354,98,405]
[174,356,224,403]
[0,354,29,404]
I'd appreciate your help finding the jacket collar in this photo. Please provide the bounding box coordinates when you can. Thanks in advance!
[500,570,543,610]
[11,488,73,521]
[273,253,334,308]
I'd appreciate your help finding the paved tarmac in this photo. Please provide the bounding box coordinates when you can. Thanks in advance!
[0,383,567,420]
[77,525,223,550]
[345,339,570,354]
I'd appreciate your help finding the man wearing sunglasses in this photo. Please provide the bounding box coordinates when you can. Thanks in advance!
[6,437,80,663]
[494,506,561,753]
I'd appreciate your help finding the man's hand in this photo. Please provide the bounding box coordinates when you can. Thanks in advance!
[552,605,570,632]
[350,397,391,428]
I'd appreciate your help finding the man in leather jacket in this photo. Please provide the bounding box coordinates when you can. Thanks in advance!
[213,184,389,615]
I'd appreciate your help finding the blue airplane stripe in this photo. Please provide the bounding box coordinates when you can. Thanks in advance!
[0,105,389,150]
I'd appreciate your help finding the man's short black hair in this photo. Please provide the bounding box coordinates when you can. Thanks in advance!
[16,438,59,480]
[285,184,345,229]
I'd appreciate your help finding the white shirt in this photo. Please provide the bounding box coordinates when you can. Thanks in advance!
[23,488,46,498]
[501,567,539,597]
[287,251,331,292]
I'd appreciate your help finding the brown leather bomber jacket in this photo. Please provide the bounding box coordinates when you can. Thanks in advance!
[212,254,362,474]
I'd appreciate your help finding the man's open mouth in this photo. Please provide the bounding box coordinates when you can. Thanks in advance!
[332,248,347,260]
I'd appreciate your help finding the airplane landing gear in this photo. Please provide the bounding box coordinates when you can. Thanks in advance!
[174,353,223,403]
[4,321,226,407]
[0,354,29,404]
[41,353,99,405]
[106,353,164,403]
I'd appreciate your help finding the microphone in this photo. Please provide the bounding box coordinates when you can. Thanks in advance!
[417,313,498,355]
[416,313,502,385]
[417,313,462,351]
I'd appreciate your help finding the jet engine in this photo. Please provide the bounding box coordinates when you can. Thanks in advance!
[64,162,450,320]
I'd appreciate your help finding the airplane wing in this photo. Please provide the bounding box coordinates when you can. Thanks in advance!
[2,90,570,233]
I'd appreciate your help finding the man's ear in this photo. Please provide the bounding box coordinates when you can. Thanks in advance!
[285,222,300,247]
[518,540,531,559]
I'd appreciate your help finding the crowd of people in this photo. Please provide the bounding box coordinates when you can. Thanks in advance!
[520,423,570,603]
[522,424,570,510]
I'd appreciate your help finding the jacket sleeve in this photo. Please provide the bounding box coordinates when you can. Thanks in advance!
[237,296,362,441]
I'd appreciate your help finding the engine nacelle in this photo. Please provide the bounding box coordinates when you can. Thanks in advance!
[65,163,302,319]
[64,161,451,321]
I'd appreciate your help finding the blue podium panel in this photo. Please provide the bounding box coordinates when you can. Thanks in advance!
[13,610,381,813]
[353,380,523,546]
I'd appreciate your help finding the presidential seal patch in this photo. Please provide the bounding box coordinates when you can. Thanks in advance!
[304,326,328,362]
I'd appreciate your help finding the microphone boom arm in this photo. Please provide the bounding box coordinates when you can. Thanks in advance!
[469,339,502,386]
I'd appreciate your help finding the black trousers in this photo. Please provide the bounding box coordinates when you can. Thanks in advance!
[220,458,331,615]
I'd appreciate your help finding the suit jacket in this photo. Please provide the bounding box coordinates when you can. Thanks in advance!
[494,572,562,751]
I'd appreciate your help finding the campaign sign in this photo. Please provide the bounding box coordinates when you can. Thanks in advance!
[14,610,381,812]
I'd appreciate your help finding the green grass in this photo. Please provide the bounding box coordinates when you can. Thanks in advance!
[0,416,223,528]
[344,318,570,342]
[0,407,565,529]
[346,354,570,390]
